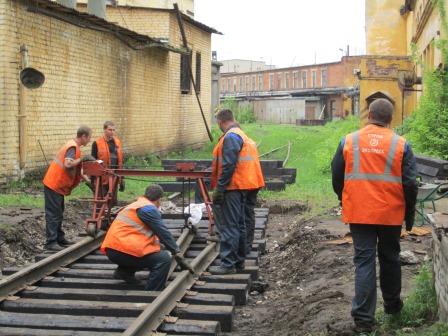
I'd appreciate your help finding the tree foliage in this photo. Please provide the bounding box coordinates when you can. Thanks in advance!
[400,0,448,159]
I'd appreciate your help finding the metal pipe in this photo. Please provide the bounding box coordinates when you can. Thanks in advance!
[18,45,29,169]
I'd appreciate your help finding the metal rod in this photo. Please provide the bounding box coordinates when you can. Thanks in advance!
[173,3,213,142]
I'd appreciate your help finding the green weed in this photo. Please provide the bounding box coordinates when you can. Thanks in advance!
[373,263,442,335]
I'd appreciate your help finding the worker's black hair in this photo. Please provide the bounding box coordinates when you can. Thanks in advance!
[145,184,164,201]
[77,125,92,138]
[215,109,234,122]
[369,98,393,125]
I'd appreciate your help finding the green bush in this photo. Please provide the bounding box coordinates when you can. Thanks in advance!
[313,116,360,174]
[220,97,256,124]
[401,0,448,159]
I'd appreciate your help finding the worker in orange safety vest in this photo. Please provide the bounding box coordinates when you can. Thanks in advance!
[43,126,92,251]
[331,98,418,333]
[210,109,264,275]
[101,184,194,290]
[91,121,125,203]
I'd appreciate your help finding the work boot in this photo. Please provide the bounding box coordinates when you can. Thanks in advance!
[235,262,245,272]
[58,239,75,247]
[206,235,220,243]
[209,265,236,275]
[384,299,403,314]
[353,321,375,335]
[45,242,64,251]
[113,268,140,284]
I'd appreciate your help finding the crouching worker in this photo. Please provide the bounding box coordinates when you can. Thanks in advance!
[100,184,194,291]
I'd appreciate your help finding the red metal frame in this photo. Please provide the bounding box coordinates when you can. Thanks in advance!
[82,161,215,236]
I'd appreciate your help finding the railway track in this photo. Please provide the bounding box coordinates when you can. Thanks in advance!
[0,208,269,335]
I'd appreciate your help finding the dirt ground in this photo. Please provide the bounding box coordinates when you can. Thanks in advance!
[224,205,433,336]
[0,200,434,335]
[0,200,88,271]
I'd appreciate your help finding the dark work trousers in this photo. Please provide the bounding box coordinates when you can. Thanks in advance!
[44,186,66,246]
[105,248,172,291]
[244,189,259,254]
[350,224,402,326]
[219,190,246,269]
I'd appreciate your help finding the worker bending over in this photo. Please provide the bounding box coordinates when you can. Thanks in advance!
[211,109,264,274]
[101,184,193,290]
[331,98,418,333]
[43,126,92,251]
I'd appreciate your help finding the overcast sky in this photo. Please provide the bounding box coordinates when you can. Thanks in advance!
[194,0,366,68]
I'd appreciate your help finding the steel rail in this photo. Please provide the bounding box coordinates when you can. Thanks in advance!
[0,232,105,301]
[168,228,195,277]
[123,242,219,336]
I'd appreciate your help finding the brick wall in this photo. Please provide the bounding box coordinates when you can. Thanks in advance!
[0,0,212,184]
[432,218,448,321]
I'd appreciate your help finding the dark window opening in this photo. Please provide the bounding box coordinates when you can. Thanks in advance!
[181,52,192,94]
[195,52,201,93]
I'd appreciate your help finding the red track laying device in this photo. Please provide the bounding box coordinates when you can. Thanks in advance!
[82,161,214,237]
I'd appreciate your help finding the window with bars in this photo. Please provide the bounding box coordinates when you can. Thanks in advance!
[180,52,192,94]
[302,71,307,88]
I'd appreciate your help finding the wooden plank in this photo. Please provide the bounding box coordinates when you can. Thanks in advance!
[192,282,249,305]
[200,273,251,284]
[0,327,120,336]
[0,312,132,332]
[173,304,234,332]
[1,298,148,317]
[182,292,234,306]
[158,318,219,336]
[19,287,156,302]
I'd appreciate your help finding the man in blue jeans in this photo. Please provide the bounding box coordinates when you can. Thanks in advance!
[331,99,418,333]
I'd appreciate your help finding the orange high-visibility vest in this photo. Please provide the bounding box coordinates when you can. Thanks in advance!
[211,127,265,191]
[342,124,406,225]
[100,197,161,257]
[43,140,81,196]
[95,136,123,169]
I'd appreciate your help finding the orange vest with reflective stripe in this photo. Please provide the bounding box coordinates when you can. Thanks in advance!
[95,136,123,169]
[42,140,81,196]
[100,197,161,257]
[211,127,265,190]
[342,124,406,225]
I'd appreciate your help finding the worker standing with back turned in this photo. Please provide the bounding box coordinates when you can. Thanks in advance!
[211,109,264,275]
[91,121,125,201]
[331,98,418,334]
[42,126,92,251]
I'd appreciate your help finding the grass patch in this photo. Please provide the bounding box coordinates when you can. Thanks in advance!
[372,263,446,336]
[0,118,359,210]
[168,118,359,212]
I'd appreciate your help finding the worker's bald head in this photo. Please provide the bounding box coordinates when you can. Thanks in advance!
[145,184,164,202]
[368,99,394,126]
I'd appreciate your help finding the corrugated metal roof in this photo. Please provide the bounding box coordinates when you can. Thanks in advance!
[24,0,188,53]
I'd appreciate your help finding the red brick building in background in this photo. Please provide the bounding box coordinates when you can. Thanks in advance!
[220,56,363,123]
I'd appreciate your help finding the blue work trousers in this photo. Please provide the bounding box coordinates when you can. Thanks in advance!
[350,224,402,326]
[106,248,172,291]
[216,190,246,269]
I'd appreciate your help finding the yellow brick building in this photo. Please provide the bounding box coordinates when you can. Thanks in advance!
[0,0,218,184]
[364,0,447,126]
